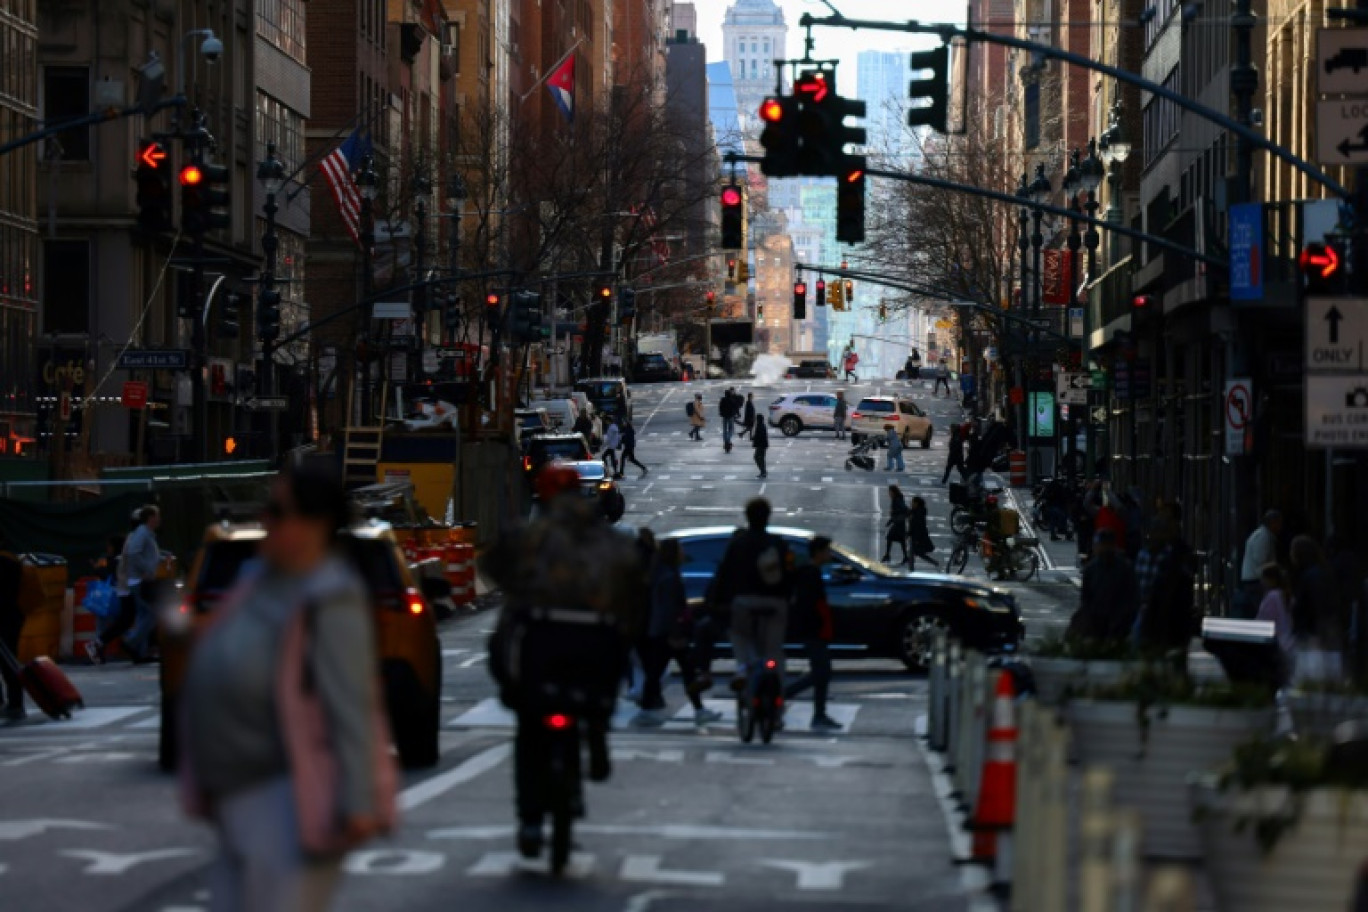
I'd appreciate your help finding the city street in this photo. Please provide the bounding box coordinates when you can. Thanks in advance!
[0,379,1079,912]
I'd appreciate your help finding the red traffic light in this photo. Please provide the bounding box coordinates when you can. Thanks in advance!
[706,291,717,304]
[1300,242,1341,279]
[721,186,743,207]
[796,73,830,103]
[794,282,807,295]
[817,280,826,291]
[598,285,613,299]
[179,164,204,186]
[139,142,167,170]
[844,168,865,183]
[485,293,499,307]
[759,98,785,123]
[1132,294,1154,308]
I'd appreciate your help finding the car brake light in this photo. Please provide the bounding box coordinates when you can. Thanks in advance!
[545,713,574,730]
[765,659,777,669]
[523,455,532,472]
[851,411,862,419]
[404,588,425,615]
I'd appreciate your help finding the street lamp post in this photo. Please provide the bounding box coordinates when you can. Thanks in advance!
[256,141,285,454]
[1063,150,1083,481]
[445,173,466,346]
[1016,174,1031,450]
[356,155,379,424]
[1098,101,1132,264]
[1079,139,1105,480]
[1027,164,1051,484]
[412,173,431,381]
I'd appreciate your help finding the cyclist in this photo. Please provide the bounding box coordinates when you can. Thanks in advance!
[482,464,640,860]
[708,498,793,695]
[981,495,1021,581]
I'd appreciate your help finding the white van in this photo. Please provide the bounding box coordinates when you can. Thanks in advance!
[538,397,581,431]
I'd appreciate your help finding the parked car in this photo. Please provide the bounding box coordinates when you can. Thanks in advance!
[536,397,581,431]
[574,377,633,422]
[766,392,849,437]
[632,352,679,383]
[514,408,553,442]
[542,459,626,523]
[522,432,593,475]
[849,396,934,448]
[661,526,1022,670]
[159,522,442,772]
[785,359,835,379]
[568,391,595,420]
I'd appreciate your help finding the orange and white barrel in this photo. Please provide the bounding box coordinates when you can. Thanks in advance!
[446,542,476,605]
[1009,450,1028,487]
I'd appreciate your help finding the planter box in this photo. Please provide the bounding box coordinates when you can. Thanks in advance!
[1193,782,1368,911]
[1068,700,1274,859]
[1286,691,1368,740]
[1027,657,1134,705]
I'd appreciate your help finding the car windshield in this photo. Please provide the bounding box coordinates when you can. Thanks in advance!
[578,382,621,399]
[345,538,405,596]
[538,440,590,461]
[829,541,898,576]
[639,354,667,365]
[858,400,895,413]
[517,413,544,428]
[574,462,607,481]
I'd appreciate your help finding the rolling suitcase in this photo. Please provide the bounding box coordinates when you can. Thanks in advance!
[0,639,83,720]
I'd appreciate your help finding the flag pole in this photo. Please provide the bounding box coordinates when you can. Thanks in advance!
[518,39,585,104]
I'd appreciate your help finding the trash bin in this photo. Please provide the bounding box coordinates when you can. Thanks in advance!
[17,553,68,662]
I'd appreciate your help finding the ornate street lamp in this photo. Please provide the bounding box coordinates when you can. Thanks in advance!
[355,154,379,423]
[1098,102,1131,261]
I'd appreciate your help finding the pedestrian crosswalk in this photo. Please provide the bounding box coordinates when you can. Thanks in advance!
[450,697,863,732]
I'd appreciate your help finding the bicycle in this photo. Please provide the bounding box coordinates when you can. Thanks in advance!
[736,657,783,744]
[948,528,983,575]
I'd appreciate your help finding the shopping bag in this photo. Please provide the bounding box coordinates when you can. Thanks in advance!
[82,580,119,619]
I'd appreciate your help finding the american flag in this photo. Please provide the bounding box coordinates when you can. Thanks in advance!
[320,129,370,246]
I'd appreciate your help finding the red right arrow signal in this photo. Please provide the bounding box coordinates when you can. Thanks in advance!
[139,142,167,169]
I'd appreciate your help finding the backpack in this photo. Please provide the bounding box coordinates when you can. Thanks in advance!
[686,401,696,418]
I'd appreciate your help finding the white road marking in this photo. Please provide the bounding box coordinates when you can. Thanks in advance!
[458,654,487,668]
[641,482,654,495]
[759,859,872,890]
[0,819,113,841]
[431,824,825,840]
[342,849,446,875]
[466,850,596,878]
[442,648,469,657]
[59,849,198,875]
[822,476,834,483]
[623,889,677,912]
[396,743,511,812]
[704,751,774,766]
[621,855,724,887]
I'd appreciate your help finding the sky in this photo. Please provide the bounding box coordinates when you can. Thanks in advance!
[684,0,965,90]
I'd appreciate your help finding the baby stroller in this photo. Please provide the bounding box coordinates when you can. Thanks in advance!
[844,436,879,471]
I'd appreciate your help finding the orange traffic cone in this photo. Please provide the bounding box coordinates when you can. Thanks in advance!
[968,669,1019,862]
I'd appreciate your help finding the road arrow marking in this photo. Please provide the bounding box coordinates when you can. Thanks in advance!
[0,819,113,840]
[342,849,446,875]
[759,859,873,890]
[59,849,198,875]
[621,855,724,887]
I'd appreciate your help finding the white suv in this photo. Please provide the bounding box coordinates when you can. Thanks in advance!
[849,397,933,448]
[767,393,849,437]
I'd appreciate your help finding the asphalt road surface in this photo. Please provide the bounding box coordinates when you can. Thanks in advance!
[0,376,1079,912]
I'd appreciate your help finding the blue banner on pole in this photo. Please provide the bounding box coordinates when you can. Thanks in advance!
[1229,203,1263,302]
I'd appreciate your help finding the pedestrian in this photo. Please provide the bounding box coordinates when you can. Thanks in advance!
[1134,518,1197,664]
[601,418,622,476]
[86,505,163,664]
[833,390,849,440]
[933,359,951,396]
[180,461,394,912]
[633,539,721,727]
[1066,528,1137,644]
[738,392,756,439]
[843,349,859,382]
[884,424,905,472]
[590,409,604,449]
[785,536,842,731]
[941,423,967,484]
[617,417,648,479]
[1237,510,1283,619]
[882,485,911,565]
[1255,562,1296,687]
[908,496,939,569]
[687,393,706,441]
[572,409,594,446]
[903,354,919,380]
[0,549,24,721]
[752,412,769,479]
[719,387,739,451]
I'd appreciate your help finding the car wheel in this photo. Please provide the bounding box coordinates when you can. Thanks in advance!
[900,613,948,671]
[385,659,441,769]
[921,429,933,449]
[604,491,626,523]
[780,415,803,437]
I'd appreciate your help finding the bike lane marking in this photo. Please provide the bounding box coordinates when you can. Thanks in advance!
[396,743,510,813]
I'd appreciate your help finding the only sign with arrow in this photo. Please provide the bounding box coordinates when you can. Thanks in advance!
[1306,296,1368,372]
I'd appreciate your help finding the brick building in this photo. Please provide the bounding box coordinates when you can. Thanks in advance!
[0,0,37,463]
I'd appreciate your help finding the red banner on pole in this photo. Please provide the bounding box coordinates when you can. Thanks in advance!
[1042,249,1074,305]
[122,381,148,410]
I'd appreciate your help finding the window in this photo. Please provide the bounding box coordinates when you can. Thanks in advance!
[763,39,770,54]
[42,240,88,334]
[257,0,306,62]
[676,535,731,570]
[0,303,36,417]
[255,92,304,170]
[1023,82,1040,149]
[42,67,89,161]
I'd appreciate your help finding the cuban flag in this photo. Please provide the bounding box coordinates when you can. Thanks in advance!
[546,54,576,123]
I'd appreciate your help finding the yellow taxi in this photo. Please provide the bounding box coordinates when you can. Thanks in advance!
[158,521,443,771]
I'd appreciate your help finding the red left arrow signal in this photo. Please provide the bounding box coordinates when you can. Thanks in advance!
[796,74,829,103]
[139,142,167,169]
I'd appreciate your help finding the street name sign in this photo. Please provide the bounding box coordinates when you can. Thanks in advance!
[245,397,288,411]
[1316,98,1368,166]
[1318,29,1368,96]
[1307,374,1368,448]
[372,301,412,320]
[118,349,189,370]
[1305,297,1368,372]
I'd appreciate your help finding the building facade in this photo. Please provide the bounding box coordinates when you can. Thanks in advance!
[0,0,37,461]
[721,0,786,127]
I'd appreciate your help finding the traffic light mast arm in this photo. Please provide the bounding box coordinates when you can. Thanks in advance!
[0,96,186,157]
[200,275,228,331]
[723,152,1225,267]
[797,12,1351,201]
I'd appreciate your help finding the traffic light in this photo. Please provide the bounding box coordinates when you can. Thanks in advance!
[727,257,737,281]
[830,276,845,310]
[1300,241,1345,295]
[180,159,230,236]
[135,141,172,232]
[705,290,717,309]
[823,94,868,176]
[257,286,281,343]
[619,288,637,326]
[845,279,855,304]
[485,292,501,329]
[908,45,950,133]
[220,292,241,340]
[596,283,613,306]
[836,166,867,244]
[816,279,826,307]
[508,290,543,344]
[758,95,799,178]
[721,184,744,249]
[878,303,887,322]
[793,281,807,320]
[443,293,461,338]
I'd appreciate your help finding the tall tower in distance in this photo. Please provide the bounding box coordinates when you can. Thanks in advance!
[722,0,788,129]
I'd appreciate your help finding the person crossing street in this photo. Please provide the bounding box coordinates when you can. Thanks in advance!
[687,394,706,441]
[719,387,740,452]
[752,412,769,479]
[616,418,648,479]
[600,419,622,477]
[785,536,842,731]
[833,390,849,440]
[738,393,756,439]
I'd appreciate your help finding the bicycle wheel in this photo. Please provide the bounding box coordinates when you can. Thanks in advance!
[736,695,755,743]
[550,795,573,875]
[950,507,975,535]
[759,708,776,744]
[1008,544,1040,582]
[949,543,969,574]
